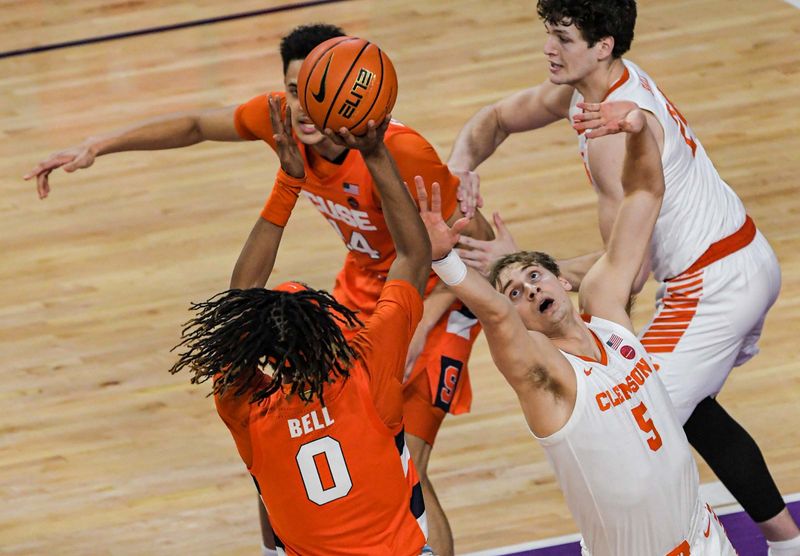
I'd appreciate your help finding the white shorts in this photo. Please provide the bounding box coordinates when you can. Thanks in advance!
[685,503,738,556]
[578,501,737,556]
[639,231,781,424]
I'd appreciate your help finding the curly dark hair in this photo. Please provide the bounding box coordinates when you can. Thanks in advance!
[537,0,637,58]
[279,23,346,73]
[488,251,561,289]
[169,287,362,405]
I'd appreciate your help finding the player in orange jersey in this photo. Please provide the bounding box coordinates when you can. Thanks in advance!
[170,118,444,555]
[26,23,492,556]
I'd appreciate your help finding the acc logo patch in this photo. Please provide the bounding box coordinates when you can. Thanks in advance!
[620,345,636,360]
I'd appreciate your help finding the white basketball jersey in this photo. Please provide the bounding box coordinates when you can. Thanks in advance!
[569,60,747,281]
[535,316,701,556]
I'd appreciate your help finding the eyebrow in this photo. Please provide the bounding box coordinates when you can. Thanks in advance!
[500,265,537,295]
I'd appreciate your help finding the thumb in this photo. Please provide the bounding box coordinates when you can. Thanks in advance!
[451,216,471,236]
[62,158,83,172]
[62,151,88,172]
[493,212,510,237]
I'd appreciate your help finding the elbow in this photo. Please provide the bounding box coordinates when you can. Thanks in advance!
[187,115,206,144]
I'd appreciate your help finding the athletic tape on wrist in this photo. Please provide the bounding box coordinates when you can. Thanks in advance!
[432,250,467,286]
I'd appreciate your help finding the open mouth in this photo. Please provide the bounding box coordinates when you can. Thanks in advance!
[549,61,562,72]
[539,298,554,313]
[298,121,319,134]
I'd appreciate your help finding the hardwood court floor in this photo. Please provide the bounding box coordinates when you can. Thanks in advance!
[2,0,799,554]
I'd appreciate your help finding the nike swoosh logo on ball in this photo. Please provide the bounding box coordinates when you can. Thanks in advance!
[312,55,333,102]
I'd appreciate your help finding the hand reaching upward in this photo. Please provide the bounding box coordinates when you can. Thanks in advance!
[415,176,471,260]
[323,115,392,157]
[269,95,305,179]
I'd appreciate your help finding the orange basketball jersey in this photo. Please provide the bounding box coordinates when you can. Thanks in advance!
[235,92,458,292]
[215,281,427,556]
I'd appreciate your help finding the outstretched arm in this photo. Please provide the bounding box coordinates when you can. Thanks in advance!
[447,81,573,216]
[26,105,242,199]
[327,120,431,294]
[416,181,575,436]
[447,80,572,172]
[230,96,305,289]
[574,102,665,330]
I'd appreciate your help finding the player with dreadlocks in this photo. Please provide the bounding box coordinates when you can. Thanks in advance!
[170,112,442,555]
[170,286,362,404]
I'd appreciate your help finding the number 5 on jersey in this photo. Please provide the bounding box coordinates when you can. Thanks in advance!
[631,402,663,452]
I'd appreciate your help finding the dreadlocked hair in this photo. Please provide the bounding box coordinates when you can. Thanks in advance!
[169,287,362,405]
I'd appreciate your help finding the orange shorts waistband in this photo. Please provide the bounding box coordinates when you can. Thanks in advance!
[675,215,756,278]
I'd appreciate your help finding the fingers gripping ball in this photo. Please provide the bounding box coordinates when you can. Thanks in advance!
[297,36,398,136]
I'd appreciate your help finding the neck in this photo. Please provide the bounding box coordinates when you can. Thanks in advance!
[549,311,600,360]
[310,138,348,161]
[575,57,625,103]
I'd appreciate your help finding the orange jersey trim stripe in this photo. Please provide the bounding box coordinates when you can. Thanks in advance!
[602,67,631,101]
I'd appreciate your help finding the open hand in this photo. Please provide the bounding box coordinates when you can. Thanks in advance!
[572,100,646,139]
[269,95,305,178]
[456,212,518,276]
[25,143,98,199]
[323,115,391,157]
[415,176,471,260]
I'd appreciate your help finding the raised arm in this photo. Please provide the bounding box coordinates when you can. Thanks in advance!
[26,105,242,199]
[447,80,573,173]
[230,96,304,289]
[416,181,575,437]
[574,102,665,330]
[328,120,432,294]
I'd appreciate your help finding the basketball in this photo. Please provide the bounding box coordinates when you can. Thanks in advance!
[297,36,398,136]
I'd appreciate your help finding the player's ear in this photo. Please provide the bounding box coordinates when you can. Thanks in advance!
[559,276,573,292]
[595,36,615,62]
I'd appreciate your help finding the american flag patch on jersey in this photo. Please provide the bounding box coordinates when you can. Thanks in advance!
[342,182,360,195]
[606,334,623,350]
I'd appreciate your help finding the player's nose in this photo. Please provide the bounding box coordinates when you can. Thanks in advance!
[524,283,539,300]
[543,35,558,56]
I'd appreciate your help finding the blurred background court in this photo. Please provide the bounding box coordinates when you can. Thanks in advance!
[2,1,799,554]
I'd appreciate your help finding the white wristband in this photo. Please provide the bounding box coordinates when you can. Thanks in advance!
[432,250,467,286]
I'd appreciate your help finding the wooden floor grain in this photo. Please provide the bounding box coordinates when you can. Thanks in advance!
[2,1,799,554]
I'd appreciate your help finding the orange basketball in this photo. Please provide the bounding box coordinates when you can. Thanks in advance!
[297,36,398,136]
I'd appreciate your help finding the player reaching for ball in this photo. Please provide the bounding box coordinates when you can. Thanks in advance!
[423,101,736,556]
[26,24,493,556]
[447,2,800,552]
[172,119,433,556]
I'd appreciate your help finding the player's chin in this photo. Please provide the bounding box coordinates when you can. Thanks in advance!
[296,130,326,145]
[548,74,570,86]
